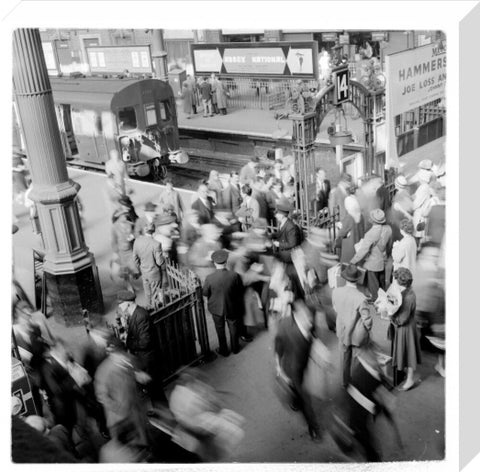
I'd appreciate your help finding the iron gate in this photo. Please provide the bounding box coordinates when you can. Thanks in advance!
[149,262,211,384]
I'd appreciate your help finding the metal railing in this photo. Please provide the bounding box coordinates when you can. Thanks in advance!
[108,261,211,385]
[197,78,319,111]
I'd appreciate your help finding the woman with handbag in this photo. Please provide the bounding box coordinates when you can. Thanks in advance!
[389,268,421,390]
[350,209,393,301]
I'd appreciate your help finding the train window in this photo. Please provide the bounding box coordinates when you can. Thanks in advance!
[145,103,157,126]
[118,107,137,131]
[159,100,171,121]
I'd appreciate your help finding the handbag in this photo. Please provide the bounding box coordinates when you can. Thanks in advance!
[351,302,373,347]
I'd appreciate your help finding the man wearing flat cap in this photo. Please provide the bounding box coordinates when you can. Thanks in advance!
[203,250,245,356]
[350,209,392,301]
[133,222,166,310]
[332,264,373,387]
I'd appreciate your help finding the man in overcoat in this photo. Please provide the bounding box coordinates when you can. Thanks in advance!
[133,222,165,310]
[203,250,245,356]
[332,264,373,387]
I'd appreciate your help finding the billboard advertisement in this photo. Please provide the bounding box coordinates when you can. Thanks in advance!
[87,45,153,74]
[191,41,318,79]
[385,41,446,167]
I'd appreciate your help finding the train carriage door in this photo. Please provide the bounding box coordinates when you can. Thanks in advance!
[71,108,107,163]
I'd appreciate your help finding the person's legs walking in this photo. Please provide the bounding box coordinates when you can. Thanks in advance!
[342,344,353,387]
[212,314,229,355]
[226,318,240,354]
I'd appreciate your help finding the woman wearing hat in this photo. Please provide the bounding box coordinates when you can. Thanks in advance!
[335,195,365,263]
[350,209,392,301]
[389,267,421,390]
[392,219,417,281]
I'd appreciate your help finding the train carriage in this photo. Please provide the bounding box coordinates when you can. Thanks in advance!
[50,76,185,180]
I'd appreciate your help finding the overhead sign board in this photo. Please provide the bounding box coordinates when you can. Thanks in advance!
[191,41,318,79]
[321,32,338,42]
[385,41,446,167]
[87,45,153,74]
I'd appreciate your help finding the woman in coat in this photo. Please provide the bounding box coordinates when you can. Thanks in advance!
[389,267,421,390]
[335,195,365,263]
[392,219,417,281]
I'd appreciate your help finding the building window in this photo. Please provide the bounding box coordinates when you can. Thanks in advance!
[118,107,137,131]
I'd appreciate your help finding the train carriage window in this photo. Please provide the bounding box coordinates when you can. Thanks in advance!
[159,100,171,122]
[145,103,157,126]
[118,107,137,131]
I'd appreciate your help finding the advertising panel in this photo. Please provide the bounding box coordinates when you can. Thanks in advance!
[385,41,446,167]
[87,45,153,74]
[191,41,318,79]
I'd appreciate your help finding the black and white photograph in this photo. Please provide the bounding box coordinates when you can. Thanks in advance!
[5,1,468,469]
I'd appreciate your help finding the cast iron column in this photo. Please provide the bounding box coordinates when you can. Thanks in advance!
[13,28,104,325]
[151,29,168,81]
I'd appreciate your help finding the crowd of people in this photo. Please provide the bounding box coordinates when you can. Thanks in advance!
[12,147,446,462]
[179,73,230,119]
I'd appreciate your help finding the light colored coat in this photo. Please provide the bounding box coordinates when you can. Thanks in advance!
[133,234,164,281]
[350,223,392,272]
[332,285,372,347]
[392,233,417,279]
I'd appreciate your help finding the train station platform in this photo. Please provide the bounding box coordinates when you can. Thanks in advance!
[12,167,444,462]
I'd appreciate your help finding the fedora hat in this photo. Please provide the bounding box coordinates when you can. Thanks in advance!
[370,208,386,224]
[394,175,408,189]
[144,202,157,212]
[117,290,136,302]
[418,159,433,170]
[341,264,362,283]
[156,214,177,226]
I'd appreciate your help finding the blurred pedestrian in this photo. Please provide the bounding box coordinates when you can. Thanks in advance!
[134,202,158,238]
[179,81,194,119]
[188,223,222,282]
[389,268,421,390]
[236,183,260,230]
[111,209,139,292]
[329,173,353,221]
[203,250,245,356]
[94,336,150,448]
[207,170,224,206]
[239,157,259,186]
[335,195,365,263]
[332,264,373,387]
[412,169,434,245]
[154,214,179,263]
[274,300,320,440]
[350,209,392,301]
[185,74,198,114]
[169,369,245,461]
[387,175,413,243]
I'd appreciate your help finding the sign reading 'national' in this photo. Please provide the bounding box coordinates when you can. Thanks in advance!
[191,42,318,79]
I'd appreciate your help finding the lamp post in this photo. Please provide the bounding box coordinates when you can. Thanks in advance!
[12,28,103,325]
[151,29,168,81]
